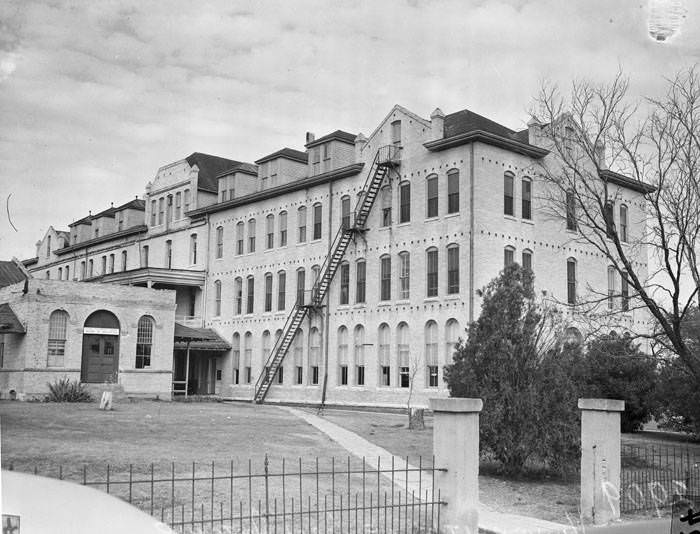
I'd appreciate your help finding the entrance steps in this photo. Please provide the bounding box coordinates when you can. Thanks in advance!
[82,383,129,402]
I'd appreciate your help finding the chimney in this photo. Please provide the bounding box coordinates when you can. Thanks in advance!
[595,142,607,169]
[354,133,367,161]
[306,132,315,145]
[430,108,445,141]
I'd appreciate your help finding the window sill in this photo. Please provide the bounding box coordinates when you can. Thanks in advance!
[444,212,460,219]
[521,218,534,226]
[424,297,440,303]
[378,226,392,231]
[297,241,307,247]
[377,301,392,307]
[353,303,366,309]
[444,294,460,300]
[396,221,411,228]
[337,304,351,310]
[395,299,410,305]
[424,216,439,223]
[310,238,323,244]
[503,215,517,222]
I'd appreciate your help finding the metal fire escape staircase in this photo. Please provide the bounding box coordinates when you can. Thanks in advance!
[252,145,400,403]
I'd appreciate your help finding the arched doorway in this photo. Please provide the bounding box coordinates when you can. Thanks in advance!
[81,310,120,383]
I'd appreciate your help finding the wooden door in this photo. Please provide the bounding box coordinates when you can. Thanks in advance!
[81,334,119,383]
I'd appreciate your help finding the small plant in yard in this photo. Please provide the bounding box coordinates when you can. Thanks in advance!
[45,377,93,403]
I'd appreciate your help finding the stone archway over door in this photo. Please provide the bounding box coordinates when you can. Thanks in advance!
[81,310,120,383]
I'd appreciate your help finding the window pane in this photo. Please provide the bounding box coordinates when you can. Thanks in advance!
[504,175,514,216]
[399,182,411,223]
[427,177,438,218]
[447,172,459,214]
[380,256,391,301]
[447,246,459,294]
[522,179,531,220]
[356,261,366,303]
[427,249,438,297]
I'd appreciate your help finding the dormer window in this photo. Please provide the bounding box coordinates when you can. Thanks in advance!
[94,228,99,238]
[117,212,124,231]
[312,147,321,164]
[322,143,330,161]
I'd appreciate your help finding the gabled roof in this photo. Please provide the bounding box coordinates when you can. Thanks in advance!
[185,153,245,193]
[305,130,356,148]
[115,198,146,211]
[0,303,25,334]
[444,109,517,139]
[0,261,26,288]
[255,147,308,165]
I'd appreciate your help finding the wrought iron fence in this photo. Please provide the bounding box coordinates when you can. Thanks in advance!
[620,442,700,513]
[8,455,445,533]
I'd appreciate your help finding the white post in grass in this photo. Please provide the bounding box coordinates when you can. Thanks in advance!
[430,397,482,534]
[579,398,625,525]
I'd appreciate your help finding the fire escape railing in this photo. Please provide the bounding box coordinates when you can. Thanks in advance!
[252,145,400,403]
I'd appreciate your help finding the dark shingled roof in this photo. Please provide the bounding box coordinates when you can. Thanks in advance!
[0,303,25,334]
[185,153,244,193]
[306,130,356,148]
[116,198,146,211]
[0,261,26,288]
[444,109,518,140]
[173,323,231,350]
[255,147,308,165]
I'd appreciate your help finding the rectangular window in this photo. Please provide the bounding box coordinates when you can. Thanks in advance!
[215,282,222,316]
[621,271,630,312]
[298,208,307,243]
[399,253,410,299]
[121,251,127,271]
[246,277,255,314]
[175,192,181,219]
[605,202,615,238]
[428,366,439,387]
[108,254,114,273]
[151,200,157,226]
[313,204,322,240]
[190,234,198,264]
[381,187,392,227]
[248,220,256,253]
[426,249,438,297]
[567,260,576,305]
[522,250,532,273]
[380,366,391,386]
[279,212,287,247]
[620,205,628,242]
[339,263,350,305]
[391,120,401,145]
[608,267,616,310]
[399,182,411,223]
[216,227,224,258]
[380,256,391,301]
[447,246,459,294]
[165,240,172,269]
[447,171,459,214]
[566,191,577,231]
[296,366,303,385]
[504,175,514,216]
[340,366,348,385]
[158,197,164,225]
[356,261,366,304]
[427,177,438,218]
[504,247,514,267]
[278,271,286,311]
[522,179,532,220]
[101,256,106,275]
[399,367,410,388]
[184,189,191,212]
[322,143,330,161]
[311,366,319,385]
[235,279,243,315]
[264,273,273,312]
[296,270,305,306]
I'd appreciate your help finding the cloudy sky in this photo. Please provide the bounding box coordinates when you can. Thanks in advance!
[1,0,698,260]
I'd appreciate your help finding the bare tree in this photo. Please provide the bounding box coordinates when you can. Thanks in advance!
[406,352,425,430]
[530,68,700,379]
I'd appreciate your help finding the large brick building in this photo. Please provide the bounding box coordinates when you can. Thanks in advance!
[21,104,651,407]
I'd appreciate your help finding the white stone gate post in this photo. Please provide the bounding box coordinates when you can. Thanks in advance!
[430,397,482,534]
[579,398,625,525]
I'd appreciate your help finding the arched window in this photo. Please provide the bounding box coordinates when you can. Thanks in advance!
[378,323,391,386]
[313,203,322,240]
[397,322,410,388]
[264,272,273,312]
[279,211,288,246]
[309,327,321,385]
[296,268,305,306]
[246,275,255,314]
[522,249,533,272]
[341,196,351,229]
[447,170,459,214]
[232,333,241,385]
[274,329,283,384]
[277,270,286,311]
[504,173,514,216]
[243,332,252,383]
[447,244,459,294]
[339,261,350,305]
[399,181,411,223]
[266,214,275,249]
[298,206,307,243]
[607,265,617,310]
[214,280,222,316]
[604,201,615,238]
[380,185,392,227]
[354,325,365,386]
[619,204,628,242]
[445,319,460,364]
[248,218,256,253]
[521,177,532,220]
[47,310,68,367]
[58,267,62,280]
[236,221,245,255]
[262,330,271,381]
[426,247,438,297]
[426,175,438,218]
[234,277,243,315]
[136,315,154,369]
[621,270,630,312]
[426,320,439,387]
[380,254,391,301]
[566,190,577,231]
[567,258,577,305]
[504,246,515,267]
[216,226,224,258]
[121,250,127,271]
[293,329,304,384]
[65,265,70,280]
[338,326,349,385]
[399,251,410,299]
[356,259,366,304]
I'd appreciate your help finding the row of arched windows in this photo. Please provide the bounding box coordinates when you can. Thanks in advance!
[230,319,461,388]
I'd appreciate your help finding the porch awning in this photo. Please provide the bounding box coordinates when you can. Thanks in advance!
[0,303,25,334]
[173,323,230,351]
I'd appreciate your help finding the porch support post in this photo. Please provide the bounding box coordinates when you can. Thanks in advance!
[430,397,482,534]
[579,398,625,525]
[185,341,191,399]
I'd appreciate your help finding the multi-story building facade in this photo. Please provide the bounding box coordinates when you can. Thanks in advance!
[23,104,651,407]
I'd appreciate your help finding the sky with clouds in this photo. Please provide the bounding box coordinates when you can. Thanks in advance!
[1,0,699,260]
